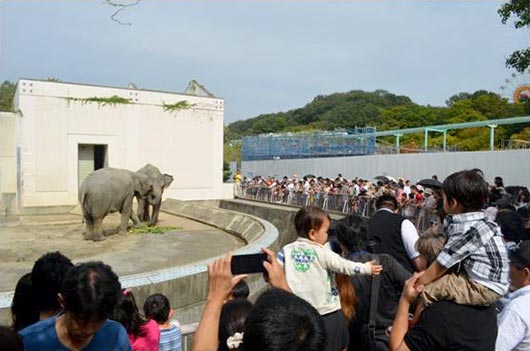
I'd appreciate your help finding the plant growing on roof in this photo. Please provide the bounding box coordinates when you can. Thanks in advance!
[66,95,132,107]
[162,100,196,112]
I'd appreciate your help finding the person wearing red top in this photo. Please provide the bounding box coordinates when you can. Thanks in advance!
[111,289,160,351]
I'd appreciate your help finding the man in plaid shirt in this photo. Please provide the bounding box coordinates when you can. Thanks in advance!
[416,169,509,306]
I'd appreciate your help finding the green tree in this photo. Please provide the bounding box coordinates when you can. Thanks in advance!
[0,80,16,112]
[223,160,231,182]
[499,0,530,72]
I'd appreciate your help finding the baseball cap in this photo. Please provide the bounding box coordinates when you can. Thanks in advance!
[509,240,530,268]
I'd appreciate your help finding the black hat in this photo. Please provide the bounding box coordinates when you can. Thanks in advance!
[509,240,530,269]
[494,198,513,209]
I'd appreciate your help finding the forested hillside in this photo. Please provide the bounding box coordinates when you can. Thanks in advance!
[226,89,530,153]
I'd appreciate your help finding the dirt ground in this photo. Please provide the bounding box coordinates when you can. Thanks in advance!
[0,212,245,292]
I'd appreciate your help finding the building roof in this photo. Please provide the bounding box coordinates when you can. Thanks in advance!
[16,78,219,99]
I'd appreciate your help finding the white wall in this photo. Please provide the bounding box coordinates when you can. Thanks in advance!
[0,112,18,194]
[11,79,229,208]
[242,149,530,189]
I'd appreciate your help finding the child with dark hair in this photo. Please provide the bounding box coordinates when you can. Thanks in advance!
[243,288,326,351]
[112,289,160,351]
[227,280,249,300]
[20,261,130,351]
[218,299,252,351]
[416,169,509,306]
[31,251,73,320]
[11,273,39,332]
[144,293,182,351]
[277,206,382,351]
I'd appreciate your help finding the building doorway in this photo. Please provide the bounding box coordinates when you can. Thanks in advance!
[78,144,108,188]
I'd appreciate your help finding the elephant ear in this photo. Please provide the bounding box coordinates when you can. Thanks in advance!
[163,174,174,188]
[135,173,154,196]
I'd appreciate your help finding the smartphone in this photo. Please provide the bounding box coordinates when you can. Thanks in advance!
[231,253,268,275]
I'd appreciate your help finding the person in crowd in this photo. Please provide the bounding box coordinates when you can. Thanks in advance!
[277,206,382,351]
[414,232,447,268]
[0,325,24,351]
[332,223,410,351]
[515,190,529,209]
[409,232,447,324]
[31,251,73,320]
[243,288,326,351]
[496,240,530,351]
[10,273,39,332]
[490,176,508,204]
[496,207,525,247]
[366,194,425,273]
[389,272,498,351]
[402,193,417,222]
[144,294,182,351]
[192,249,325,351]
[111,288,160,351]
[517,207,530,241]
[19,261,130,351]
[416,169,509,307]
[227,280,249,300]
[218,298,252,351]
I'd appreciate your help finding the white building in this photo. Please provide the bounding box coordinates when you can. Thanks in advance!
[0,79,232,214]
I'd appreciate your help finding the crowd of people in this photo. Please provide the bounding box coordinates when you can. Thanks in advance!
[2,169,530,350]
[234,170,530,235]
[4,253,183,351]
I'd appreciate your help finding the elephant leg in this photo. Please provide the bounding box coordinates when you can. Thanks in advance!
[130,208,140,227]
[83,221,93,240]
[143,201,151,223]
[149,201,161,227]
[92,218,105,242]
[119,196,135,235]
[137,198,150,223]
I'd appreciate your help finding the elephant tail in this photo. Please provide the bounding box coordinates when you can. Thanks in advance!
[80,193,94,227]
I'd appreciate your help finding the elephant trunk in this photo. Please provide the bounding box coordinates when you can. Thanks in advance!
[148,201,161,227]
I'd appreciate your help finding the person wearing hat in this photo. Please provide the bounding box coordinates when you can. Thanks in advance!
[496,240,530,351]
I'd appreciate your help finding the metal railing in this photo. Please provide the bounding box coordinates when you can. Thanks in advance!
[235,183,442,234]
[236,183,377,217]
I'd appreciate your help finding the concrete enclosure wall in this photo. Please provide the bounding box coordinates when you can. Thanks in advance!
[242,149,530,189]
[0,200,280,325]
[4,79,229,211]
[0,112,19,214]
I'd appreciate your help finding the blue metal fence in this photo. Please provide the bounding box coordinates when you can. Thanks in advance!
[242,128,377,161]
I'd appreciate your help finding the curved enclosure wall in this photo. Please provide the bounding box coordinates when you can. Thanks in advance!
[0,199,279,325]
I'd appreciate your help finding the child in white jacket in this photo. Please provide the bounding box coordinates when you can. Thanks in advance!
[278,206,383,351]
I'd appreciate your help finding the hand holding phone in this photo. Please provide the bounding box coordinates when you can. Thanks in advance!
[231,253,268,275]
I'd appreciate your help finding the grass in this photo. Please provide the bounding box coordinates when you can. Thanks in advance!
[129,225,182,234]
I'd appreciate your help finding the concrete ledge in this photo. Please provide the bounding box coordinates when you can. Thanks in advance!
[120,199,279,323]
[22,205,76,215]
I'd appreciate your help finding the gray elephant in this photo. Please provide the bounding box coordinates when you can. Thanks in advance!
[79,167,155,241]
[136,164,174,226]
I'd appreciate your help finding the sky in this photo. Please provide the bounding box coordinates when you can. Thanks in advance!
[1,0,528,124]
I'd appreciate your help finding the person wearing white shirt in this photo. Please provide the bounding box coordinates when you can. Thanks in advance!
[366,194,426,273]
[496,240,530,351]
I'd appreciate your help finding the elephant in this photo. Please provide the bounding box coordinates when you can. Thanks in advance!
[79,167,156,241]
[135,164,174,226]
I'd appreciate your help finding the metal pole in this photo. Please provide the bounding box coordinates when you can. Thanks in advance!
[489,125,497,151]
[424,129,428,152]
[395,134,401,154]
[443,130,447,152]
